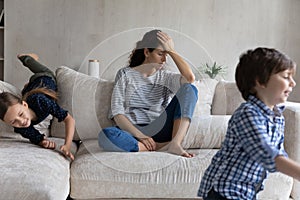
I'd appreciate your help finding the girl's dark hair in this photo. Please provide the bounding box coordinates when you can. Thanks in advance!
[0,88,58,120]
[0,92,22,120]
[129,29,162,67]
[235,47,296,100]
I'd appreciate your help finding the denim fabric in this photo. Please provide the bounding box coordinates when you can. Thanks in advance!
[98,127,139,152]
[98,83,198,152]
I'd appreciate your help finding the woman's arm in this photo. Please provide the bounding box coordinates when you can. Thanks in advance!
[114,114,156,151]
[157,31,195,83]
[276,155,300,181]
[61,113,75,160]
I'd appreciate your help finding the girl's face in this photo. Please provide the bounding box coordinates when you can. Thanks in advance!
[255,68,296,109]
[3,101,33,128]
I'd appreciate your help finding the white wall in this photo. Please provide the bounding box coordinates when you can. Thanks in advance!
[4,0,300,101]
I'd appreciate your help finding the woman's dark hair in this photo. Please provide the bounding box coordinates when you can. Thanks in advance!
[129,29,162,67]
[0,92,22,120]
[235,47,296,100]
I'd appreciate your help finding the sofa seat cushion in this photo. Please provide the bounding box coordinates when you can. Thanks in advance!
[70,139,217,199]
[0,137,77,200]
[258,172,293,200]
[71,140,293,199]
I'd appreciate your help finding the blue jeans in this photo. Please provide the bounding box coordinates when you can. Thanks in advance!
[98,83,198,152]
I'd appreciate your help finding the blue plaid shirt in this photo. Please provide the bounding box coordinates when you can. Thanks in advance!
[198,95,287,200]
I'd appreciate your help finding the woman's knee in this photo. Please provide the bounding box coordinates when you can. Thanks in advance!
[177,83,198,105]
[179,83,198,100]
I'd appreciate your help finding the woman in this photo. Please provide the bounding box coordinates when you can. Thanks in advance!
[98,29,198,157]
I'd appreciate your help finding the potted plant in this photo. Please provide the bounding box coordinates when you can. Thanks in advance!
[202,61,226,79]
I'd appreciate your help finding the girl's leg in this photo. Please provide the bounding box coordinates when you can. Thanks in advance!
[18,54,56,82]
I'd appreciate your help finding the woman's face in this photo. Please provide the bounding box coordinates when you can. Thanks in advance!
[144,45,167,69]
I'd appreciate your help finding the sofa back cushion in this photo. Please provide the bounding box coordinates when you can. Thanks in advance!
[51,66,114,141]
[182,115,230,149]
[193,78,218,116]
[211,80,244,115]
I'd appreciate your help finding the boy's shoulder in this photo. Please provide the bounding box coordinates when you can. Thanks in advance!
[232,100,264,120]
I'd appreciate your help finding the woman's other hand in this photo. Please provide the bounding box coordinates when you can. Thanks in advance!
[139,137,156,151]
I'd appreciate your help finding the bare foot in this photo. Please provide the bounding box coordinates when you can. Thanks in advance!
[166,143,195,158]
[17,53,39,61]
[156,142,169,151]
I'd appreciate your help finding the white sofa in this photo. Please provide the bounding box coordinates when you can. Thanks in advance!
[1,66,300,200]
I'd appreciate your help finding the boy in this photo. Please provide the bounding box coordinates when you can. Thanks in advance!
[198,47,300,199]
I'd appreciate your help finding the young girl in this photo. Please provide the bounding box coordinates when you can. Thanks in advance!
[98,30,198,157]
[198,47,300,199]
[0,54,75,160]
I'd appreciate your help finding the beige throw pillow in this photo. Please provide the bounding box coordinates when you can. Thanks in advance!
[193,78,218,116]
[51,66,114,141]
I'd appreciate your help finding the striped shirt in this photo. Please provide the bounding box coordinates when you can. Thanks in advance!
[110,67,181,124]
[198,95,287,200]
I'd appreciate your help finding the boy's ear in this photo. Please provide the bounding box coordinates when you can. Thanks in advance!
[255,79,266,88]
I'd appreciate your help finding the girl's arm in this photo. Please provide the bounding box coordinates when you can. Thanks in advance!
[60,113,75,160]
[276,155,300,181]
[113,114,156,151]
[157,31,195,84]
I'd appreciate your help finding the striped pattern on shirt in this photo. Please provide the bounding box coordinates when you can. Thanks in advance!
[110,67,181,124]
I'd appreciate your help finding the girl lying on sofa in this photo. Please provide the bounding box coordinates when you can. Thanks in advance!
[0,54,75,160]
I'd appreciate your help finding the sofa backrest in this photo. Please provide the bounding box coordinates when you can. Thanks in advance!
[211,80,244,115]
[52,67,242,143]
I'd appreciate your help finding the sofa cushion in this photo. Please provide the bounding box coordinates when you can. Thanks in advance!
[52,66,114,141]
[193,78,218,116]
[0,137,77,200]
[71,139,217,199]
[257,172,293,200]
[71,139,293,199]
[182,115,230,149]
[211,80,244,115]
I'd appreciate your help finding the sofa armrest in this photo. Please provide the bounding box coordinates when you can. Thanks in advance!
[283,101,300,199]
